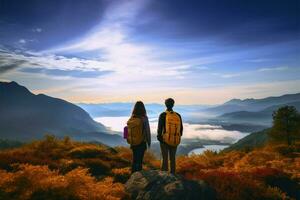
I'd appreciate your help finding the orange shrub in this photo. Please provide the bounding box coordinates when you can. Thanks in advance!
[1,136,299,199]
[0,164,128,200]
[112,167,131,183]
[234,150,281,169]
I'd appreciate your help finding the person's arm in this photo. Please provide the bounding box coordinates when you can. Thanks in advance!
[177,113,183,136]
[143,116,151,148]
[157,112,165,142]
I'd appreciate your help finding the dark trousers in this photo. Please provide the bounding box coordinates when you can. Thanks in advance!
[160,142,177,174]
[131,142,146,173]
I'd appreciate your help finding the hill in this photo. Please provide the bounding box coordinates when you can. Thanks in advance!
[217,101,300,126]
[205,93,300,115]
[0,81,125,146]
[224,129,270,152]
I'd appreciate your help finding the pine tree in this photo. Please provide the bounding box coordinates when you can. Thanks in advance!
[269,106,300,145]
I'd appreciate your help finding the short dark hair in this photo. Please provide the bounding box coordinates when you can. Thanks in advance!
[165,98,175,109]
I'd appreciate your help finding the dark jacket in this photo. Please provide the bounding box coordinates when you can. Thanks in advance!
[157,109,183,142]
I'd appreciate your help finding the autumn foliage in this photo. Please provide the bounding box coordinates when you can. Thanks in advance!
[0,164,127,200]
[0,135,299,199]
[177,143,300,200]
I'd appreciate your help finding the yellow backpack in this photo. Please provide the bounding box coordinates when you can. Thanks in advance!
[163,111,181,146]
[127,117,144,146]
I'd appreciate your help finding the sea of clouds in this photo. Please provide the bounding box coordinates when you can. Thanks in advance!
[94,116,247,143]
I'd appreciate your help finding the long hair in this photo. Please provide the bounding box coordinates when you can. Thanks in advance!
[132,101,147,117]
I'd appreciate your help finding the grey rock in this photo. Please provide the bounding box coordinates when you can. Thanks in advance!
[125,170,216,200]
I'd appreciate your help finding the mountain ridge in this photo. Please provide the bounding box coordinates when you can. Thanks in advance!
[218,101,300,126]
[224,129,270,152]
[206,93,300,115]
[0,81,125,146]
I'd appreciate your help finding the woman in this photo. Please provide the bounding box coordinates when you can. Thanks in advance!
[127,101,151,173]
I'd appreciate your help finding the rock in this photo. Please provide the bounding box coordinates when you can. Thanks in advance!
[125,170,216,200]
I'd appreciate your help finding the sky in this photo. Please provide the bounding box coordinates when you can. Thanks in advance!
[0,0,300,105]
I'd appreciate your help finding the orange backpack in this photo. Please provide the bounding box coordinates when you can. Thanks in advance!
[163,111,181,146]
[126,117,144,146]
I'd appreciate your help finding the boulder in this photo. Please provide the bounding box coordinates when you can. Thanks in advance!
[125,170,216,200]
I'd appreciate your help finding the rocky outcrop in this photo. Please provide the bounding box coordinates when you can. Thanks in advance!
[125,170,216,200]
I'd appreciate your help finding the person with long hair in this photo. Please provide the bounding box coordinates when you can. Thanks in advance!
[127,101,151,173]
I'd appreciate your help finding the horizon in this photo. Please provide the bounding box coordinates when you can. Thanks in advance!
[2,79,300,106]
[0,0,300,104]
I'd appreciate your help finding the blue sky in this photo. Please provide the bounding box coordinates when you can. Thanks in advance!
[0,0,299,104]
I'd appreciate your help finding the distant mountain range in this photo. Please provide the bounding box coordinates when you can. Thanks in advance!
[0,81,125,146]
[207,93,300,126]
[78,102,210,120]
[206,93,300,114]
[1,81,299,148]
[218,101,300,126]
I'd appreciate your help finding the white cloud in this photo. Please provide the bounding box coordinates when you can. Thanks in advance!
[212,72,241,78]
[221,73,241,78]
[0,49,111,78]
[19,39,26,44]
[246,58,270,63]
[196,66,209,70]
[258,66,289,72]
[45,0,215,81]
[180,123,246,141]
[94,116,247,142]
[32,28,42,33]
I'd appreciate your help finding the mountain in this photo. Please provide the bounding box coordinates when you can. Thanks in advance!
[78,103,135,118]
[205,93,300,115]
[0,81,125,146]
[224,129,270,152]
[217,101,300,126]
[78,102,210,121]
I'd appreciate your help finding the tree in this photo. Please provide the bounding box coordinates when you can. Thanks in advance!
[269,106,300,145]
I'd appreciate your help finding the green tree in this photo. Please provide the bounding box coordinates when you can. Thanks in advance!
[269,106,300,145]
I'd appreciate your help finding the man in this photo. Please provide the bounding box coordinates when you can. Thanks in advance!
[157,98,183,174]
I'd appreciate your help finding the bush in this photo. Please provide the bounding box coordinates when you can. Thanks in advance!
[112,167,131,183]
[83,158,111,176]
[0,136,299,199]
[68,145,110,159]
[0,164,128,200]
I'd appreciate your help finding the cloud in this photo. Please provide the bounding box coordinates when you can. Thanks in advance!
[212,73,241,78]
[221,73,241,78]
[0,51,28,74]
[17,38,37,47]
[18,39,26,44]
[44,0,220,82]
[1,1,298,105]
[0,60,26,74]
[94,117,245,142]
[20,67,112,78]
[258,66,289,72]
[180,123,245,142]
[0,48,114,78]
[246,58,270,63]
[32,28,42,33]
